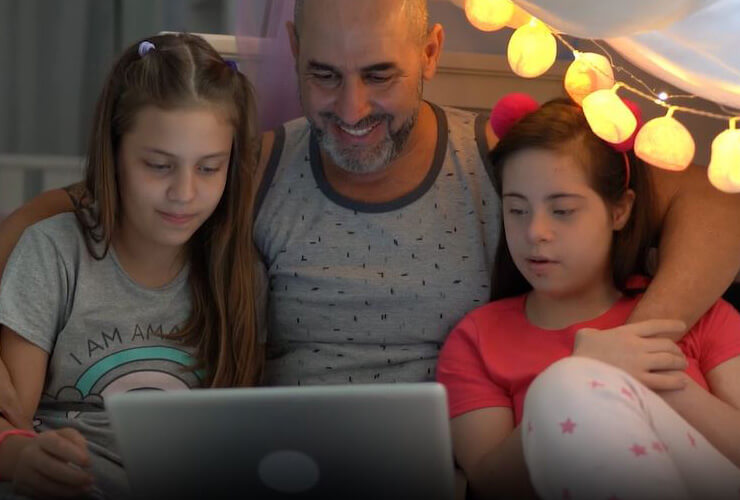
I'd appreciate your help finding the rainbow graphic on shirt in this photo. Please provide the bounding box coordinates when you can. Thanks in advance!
[73,346,203,397]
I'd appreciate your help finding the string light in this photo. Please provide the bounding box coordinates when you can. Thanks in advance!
[555,33,739,122]
[582,83,637,143]
[460,3,740,192]
[464,0,515,32]
[506,4,532,29]
[507,18,557,78]
[708,118,740,193]
[635,107,695,171]
[564,51,615,105]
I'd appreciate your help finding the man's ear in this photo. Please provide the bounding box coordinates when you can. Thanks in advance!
[421,23,445,81]
[612,189,635,231]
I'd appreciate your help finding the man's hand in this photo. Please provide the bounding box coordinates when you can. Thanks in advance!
[573,319,688,391]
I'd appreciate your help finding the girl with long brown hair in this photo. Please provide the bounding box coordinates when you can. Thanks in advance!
[0,33,263,498]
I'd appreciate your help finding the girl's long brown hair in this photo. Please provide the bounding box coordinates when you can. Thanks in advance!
[489,98,658,301]
[75,33,262,387]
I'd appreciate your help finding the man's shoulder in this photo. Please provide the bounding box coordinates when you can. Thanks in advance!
[256,117,309,174]
[283,114,309,129]
[432,102,496,149]
[433,103,484,131]
[428,102,499,166]
[437,104,482,120]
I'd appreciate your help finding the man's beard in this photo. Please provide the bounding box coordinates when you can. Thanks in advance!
[302,81,423,175]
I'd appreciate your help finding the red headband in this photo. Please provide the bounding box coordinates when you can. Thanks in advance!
[490,93,643,189]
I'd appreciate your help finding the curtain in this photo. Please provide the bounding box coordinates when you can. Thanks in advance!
[236,0,302,131]
[0,0,235,214]
[514,0,740,109]
[0,0,116,157]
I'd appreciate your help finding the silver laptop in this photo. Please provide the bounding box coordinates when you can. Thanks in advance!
[107,383,455,500]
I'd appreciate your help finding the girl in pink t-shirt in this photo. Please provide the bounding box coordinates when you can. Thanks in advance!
[437,98,740,500]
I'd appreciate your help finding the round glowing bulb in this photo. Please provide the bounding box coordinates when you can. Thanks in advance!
[507,19,557,78]
[464,0,515,32]
[506,4,532,29]
[708,123,740,193]
[635,108,695,171]
[582,86,637,143]
[658,92,669,101]
[564,52,615,105]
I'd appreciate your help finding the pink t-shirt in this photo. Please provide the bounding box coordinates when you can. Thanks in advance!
[437,286,740,425]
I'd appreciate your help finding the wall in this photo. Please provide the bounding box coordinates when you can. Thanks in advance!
[0,0,240,218]
[0,1,731,218]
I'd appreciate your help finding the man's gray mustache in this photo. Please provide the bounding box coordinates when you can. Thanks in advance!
[319,113,392,131]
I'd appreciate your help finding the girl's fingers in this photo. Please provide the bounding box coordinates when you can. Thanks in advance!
[32,449,94,487]
[37,431,90,468]
[645,352,688,372]
[620,319,687,338]
[56,427,89,453]
[644,337,684,356]
[639,371,688,392]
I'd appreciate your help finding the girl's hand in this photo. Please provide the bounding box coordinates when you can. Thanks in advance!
[12,428,94,498]
[573,319,689,391]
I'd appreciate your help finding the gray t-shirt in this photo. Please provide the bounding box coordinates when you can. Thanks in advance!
[255,104,500,385]
[0,213,198,499]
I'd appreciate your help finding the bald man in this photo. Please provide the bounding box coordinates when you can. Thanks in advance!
[2,0,740,388]
[253,0,740,385]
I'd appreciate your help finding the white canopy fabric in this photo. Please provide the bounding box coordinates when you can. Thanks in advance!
[451,0,740,110]
[607,0,740,109]
[514,0,715,38]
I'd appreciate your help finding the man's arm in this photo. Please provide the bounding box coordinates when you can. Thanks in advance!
[629,164,740,329]
[0,187,76,281]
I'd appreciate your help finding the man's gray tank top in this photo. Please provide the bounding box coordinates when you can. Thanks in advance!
[254,103,500,385]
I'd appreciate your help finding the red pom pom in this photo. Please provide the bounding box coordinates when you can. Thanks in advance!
[610,98,643,152]
[489,93,540,139]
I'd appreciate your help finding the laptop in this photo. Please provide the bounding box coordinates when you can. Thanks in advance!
[107,383,455,500]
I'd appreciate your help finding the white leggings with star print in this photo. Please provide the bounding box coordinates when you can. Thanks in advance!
[521,357,740,500]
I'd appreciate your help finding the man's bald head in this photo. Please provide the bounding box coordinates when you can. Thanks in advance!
[289,0,443,174]
[293,0,429,45]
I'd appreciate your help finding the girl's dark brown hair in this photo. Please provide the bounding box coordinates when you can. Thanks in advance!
[489,98,658,301]
[75,33,262,387]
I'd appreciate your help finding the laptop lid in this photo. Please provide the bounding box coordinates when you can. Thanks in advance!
[107,383,455,500]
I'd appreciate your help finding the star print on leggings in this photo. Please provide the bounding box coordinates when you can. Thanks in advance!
[630,443,647,456]
[559,418,576,434]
